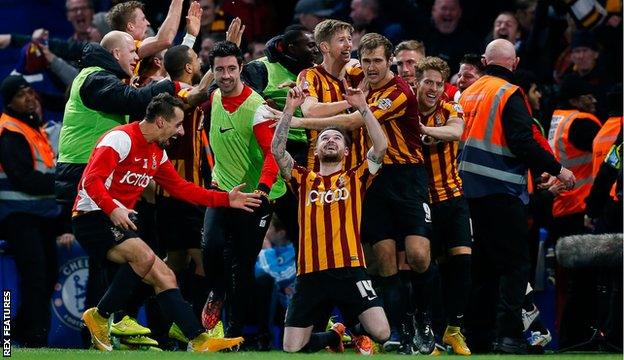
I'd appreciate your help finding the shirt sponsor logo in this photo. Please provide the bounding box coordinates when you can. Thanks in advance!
[119,170,153,188]
[307,188,350,205]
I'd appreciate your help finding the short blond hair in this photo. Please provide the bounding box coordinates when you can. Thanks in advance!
[395,40,426,57]
[314,19,353,45]
[415,56,450,82]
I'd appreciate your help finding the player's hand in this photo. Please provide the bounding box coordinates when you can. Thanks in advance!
[226,17,245,47]
[186,1,203,37]
[110,207,138,231]
[342,78,367,110]
[228,183,262,212]
[537,172,556,189]
[556,167,576,190]
[285,86,305,111]
[56,233,76,249]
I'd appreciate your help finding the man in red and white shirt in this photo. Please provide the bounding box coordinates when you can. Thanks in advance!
[73,93,261,352]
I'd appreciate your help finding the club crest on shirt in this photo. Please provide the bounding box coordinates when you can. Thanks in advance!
[336,175,346,188]
[152,153,158,169]
[435,113,446,126]
[377,98,392,110]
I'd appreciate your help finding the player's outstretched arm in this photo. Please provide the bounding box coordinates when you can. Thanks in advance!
[272,87,305,180]
[228,183,263,212]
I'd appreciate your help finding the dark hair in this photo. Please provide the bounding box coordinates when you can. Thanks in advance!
[164,45,191,80]
[317,126,352,148]
[460,53,485,73]
[513,69,538,95]
[145,93,184,123]
[208,41,244,69]
[107,1,145,31]
[358,33,393,60]
[283,24,310,48]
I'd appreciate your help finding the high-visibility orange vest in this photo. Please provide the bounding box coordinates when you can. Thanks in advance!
[548,109,602,217]
[0,113,59,221]
[459,75,529,200]
[592,116,622,199]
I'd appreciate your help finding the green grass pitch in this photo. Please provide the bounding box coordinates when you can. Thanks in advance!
[9,349,624,360]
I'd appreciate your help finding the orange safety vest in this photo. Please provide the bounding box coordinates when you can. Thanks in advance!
[0,113,59,221]
[548,109,602,217]
[592,116,622,199]
[459,75,529,199]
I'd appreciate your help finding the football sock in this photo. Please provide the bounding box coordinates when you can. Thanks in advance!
[98,263,143,318]
[156,288,204,340]
[446,254,471,327]
[301,331,341,352]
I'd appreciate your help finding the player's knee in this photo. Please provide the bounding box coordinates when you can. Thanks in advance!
[375,251,397,275]
[406,249,430,273]
[131,247,157,276]
[282,341,303,353]
[373,324,391,343]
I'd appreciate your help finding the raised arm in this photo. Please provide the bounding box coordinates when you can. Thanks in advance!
[138,0,184,58]
[343,81,387,164]
[271,87,305,180]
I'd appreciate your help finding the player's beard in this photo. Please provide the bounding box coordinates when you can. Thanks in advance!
[318,151,343,163]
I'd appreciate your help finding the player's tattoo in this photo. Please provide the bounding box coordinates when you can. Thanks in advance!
[271,112,295,177]
[358,107,370,118]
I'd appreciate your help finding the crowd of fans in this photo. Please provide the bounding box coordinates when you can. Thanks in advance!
[0,0,621,355]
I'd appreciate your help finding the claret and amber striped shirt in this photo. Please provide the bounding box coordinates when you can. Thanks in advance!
[420,100,464,203]
[297,64,366,170]
[367,75,423,165]
[289,161,374,275]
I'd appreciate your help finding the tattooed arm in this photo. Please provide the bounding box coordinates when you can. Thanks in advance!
[271,87,305,180]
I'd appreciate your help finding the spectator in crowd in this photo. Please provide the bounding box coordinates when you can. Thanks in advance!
[73,93,258,352]
[201,41,286,340]
[66,0,102,43]
[293,0,334,32]
[244,39,267,63]
[199,33,224,72]
[193,0,231,55]
[413,0,481,73]
[272,77,390,356]
[563,30,612,118]
[459,39,575,354]
[414,56,471,356]
[491,11,522,47]
[0,75,65,347]
[349,0,404,45]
